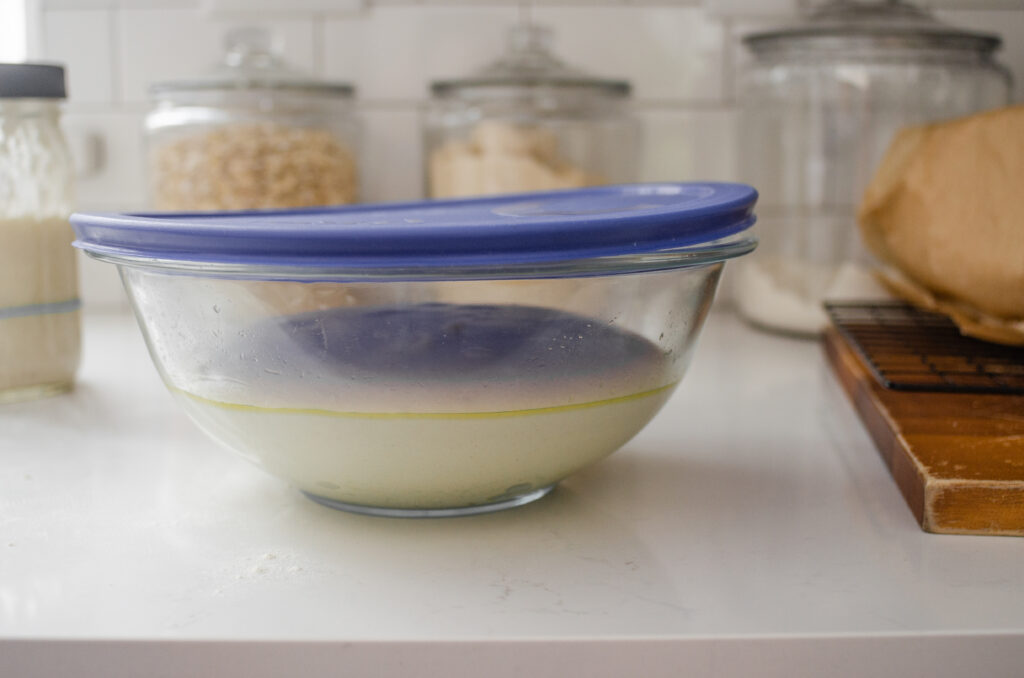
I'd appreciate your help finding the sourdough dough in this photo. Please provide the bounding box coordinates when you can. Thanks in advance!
[173,303,676,508]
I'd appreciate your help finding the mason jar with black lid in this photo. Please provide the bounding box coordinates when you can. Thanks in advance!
[0,63,80,403]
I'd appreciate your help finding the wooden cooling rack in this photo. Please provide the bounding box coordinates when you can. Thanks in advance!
[824,302,1024,536]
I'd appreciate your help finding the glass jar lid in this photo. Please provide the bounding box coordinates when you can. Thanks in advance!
[744,0,1001,54]
[431,24,630,98]
[149,27,353,99]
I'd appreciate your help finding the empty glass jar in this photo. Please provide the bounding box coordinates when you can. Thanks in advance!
[424,23,639,199]
[145,27,360,211]
[734,0,1012,335]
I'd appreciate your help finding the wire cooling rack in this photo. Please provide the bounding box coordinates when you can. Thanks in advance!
[825,302,1024,394]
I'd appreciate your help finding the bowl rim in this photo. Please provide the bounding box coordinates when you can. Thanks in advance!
[71,183,758,278]
[87,234,757,281]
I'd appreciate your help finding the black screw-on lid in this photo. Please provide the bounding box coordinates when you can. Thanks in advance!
[0,63,67,99]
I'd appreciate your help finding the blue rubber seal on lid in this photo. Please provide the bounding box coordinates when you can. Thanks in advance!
[71,183,757,268]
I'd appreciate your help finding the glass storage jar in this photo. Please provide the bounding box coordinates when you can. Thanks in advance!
[0,63,79,403]
[145,27,360,211]
[424,23,639,199]
[734,0,1012,336]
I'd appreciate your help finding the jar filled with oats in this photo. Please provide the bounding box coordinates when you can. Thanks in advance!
[424,24,639,199]
[145,27,359,211]
[0,63,80,403]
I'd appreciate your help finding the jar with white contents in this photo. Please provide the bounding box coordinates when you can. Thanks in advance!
[0,63,80,403]
[735,0,1011,336]
[424,23,639,199]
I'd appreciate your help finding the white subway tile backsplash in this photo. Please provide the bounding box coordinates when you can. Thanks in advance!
[937,9,1024,100]
[702,0,797,17]
[637,107,737,183]
[40,0,199,8]
[531,6,726,101]
[726,16,792,101]
[62,109,147,212]
[78,251,129,309]
[30,0,1024,310]
[42,10,115,103]
[202,0,363,13]
[323,6,517,101]
[38,0,110,7]
[526,0,626,4]
[117,9,317,103]
[358,107,425,203]
[382,0,624,5]
[64,109,145,310]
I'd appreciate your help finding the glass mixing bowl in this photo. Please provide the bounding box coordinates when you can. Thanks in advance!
[72,184,757,517]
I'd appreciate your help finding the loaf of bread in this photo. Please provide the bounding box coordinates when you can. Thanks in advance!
[858,105,1024,345]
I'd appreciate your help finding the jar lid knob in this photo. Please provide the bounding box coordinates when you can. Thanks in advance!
[223,26,279,69]
[507,23,556,56]
[147,25,354,97]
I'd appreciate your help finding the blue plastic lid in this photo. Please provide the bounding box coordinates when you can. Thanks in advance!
[72,183,756,276]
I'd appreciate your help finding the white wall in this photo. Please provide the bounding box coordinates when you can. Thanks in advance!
[27,0,1024,307]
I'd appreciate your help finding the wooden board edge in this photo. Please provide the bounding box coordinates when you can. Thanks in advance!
[823,329,1024,536]
[822,328,929,530]
[924,481,1024,536]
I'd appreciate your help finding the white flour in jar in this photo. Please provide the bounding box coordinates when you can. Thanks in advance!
[735,256,889,336]
[429,121,602,199]
[172,303,676,509]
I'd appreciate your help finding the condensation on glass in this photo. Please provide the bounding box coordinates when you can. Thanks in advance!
[0,63,80,403]
[424,23,639,199]
[734,0,1012,336]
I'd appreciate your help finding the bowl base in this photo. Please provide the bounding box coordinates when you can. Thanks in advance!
[302,483,556,518]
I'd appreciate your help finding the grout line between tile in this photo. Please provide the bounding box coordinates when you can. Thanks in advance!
[720,15,736,107]
[518,2,531,23]
[312,11,325,76]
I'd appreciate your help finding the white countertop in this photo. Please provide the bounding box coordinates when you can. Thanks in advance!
[3,309,1023,677]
